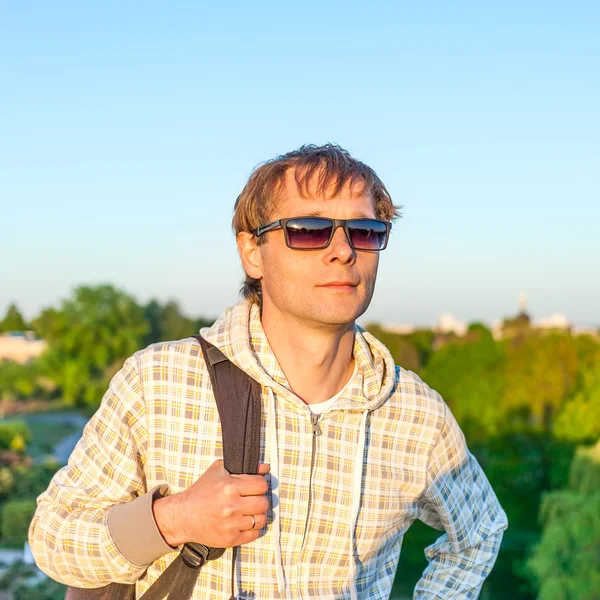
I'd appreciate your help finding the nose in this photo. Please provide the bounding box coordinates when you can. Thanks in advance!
[325,224,355,263]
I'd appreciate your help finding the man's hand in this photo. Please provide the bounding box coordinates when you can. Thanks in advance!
[153,460,270,548]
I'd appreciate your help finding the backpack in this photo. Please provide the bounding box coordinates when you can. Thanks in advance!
[65,334,262,600]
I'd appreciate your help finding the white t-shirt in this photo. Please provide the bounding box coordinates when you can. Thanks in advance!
[306,360,358,414]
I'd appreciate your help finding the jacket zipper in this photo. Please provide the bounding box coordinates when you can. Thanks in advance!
[300,413,322,549]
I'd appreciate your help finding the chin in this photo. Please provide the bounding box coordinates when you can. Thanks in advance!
[310,301,369,326]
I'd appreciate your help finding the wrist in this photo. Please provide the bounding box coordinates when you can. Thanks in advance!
[153,493,186,547]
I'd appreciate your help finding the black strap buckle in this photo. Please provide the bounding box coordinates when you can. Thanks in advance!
[180,543,210,568]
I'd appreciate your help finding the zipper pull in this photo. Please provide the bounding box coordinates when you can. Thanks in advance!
[310,413,322,436]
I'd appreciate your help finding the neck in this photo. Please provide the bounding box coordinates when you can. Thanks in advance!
[260,307,356,405]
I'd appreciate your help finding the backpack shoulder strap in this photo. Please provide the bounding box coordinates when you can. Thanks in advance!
[193,334,262,475]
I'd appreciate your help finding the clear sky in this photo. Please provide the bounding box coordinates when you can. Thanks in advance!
[2,1,599,328]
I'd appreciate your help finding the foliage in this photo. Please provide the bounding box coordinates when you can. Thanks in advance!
[527,442,600,600]
[14,579,66,600]
[0,562,66,600]
[365,324,430,374]
[421,329,506,440]
[10,433,27,452]
[0,303,28,332]
[394,519,439,596]
[1,499,38,544]
[0,421,31,450]
[554,360,600,444]
[0,467,14,496]
[0,360,51,403]
[8,459,61,501]
[501,332,585,431]
[473,433,574,532]
[0,422,62,501]
[13,578,67,600]
[32,285,149,407]
[143,298,213,345]
[404,329,436,370]
[0,287,215,409]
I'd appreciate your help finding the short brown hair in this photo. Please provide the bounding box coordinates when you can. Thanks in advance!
[233,143,402,305]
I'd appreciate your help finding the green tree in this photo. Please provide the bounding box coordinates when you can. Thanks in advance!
[0,303,27,332]
[500,332,583,432]
[365,324,422,373]
[554,360,600,444]
[32,285,148,407]
[0,361,42,402]
[405,328,436,370]
[421,330,506,440]
[143,299,164,345]
[160,300,197,341]
[527,441,600,600]
[143,298,214,345]
[195,316,215,332]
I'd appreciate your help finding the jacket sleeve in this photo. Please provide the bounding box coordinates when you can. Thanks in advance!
[414,402,508,599]
[28,353,178,588]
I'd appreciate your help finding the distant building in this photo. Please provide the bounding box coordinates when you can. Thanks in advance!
[0,332,47,364]
[535,313,570,331]
[380,323,417,335]
[498,311,532,340]
[491,320,503,340]
[494,292,533,340]
[437,314,468,337]
[374,294,598,344]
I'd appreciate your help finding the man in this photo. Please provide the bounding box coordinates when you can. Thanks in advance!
[29,144,507,599]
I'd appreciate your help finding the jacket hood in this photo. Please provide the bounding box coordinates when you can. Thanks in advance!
[200,299,397,413]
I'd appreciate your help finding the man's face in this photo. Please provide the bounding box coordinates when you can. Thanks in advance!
[242,170,381,328]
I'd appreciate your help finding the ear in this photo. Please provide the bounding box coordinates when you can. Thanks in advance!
[237,232,263,280]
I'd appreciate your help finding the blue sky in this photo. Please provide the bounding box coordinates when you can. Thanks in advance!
[2,1,599,328]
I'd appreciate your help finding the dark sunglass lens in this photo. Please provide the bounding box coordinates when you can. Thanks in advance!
[286,218,333,248]
[348,220,388,249]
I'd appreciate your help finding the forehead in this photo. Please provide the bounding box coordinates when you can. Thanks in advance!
[272,168,375,218]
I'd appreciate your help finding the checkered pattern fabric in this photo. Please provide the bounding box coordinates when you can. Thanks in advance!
[29,299,507,599]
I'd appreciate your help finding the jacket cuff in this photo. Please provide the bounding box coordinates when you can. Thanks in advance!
[108,484,180,566]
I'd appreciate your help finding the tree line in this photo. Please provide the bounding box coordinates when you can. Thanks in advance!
[0,285,598,599]
[0,286,214,409]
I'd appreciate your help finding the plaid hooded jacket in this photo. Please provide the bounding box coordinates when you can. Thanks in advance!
[29,299,507,599]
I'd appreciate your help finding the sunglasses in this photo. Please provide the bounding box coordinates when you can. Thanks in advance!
[251,217,391,251]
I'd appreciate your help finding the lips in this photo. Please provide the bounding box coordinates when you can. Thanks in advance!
[319,281,358,287]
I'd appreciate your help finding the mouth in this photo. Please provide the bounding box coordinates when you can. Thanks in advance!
[318,281,359,289]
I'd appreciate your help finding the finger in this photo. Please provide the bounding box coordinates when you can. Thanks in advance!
[256,463,270,475]
[253,513,268,530]
[237,529,262,545]
[243,515,257,532]
[240,513,267,532]
[229,463,269,477]
[240,495,269,515]
[232,473,270,496]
